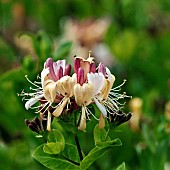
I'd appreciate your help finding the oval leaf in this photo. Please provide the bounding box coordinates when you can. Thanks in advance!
[47,129,65,144]
[80,146,113,169]
[33,144,80,170]
[43,142,64,155]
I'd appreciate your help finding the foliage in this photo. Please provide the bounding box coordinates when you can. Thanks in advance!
[0,0,170,169]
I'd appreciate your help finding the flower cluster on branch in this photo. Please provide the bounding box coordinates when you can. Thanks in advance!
[20,55,131,132]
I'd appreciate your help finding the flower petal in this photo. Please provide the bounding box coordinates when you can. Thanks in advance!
[44,81,57,103]
[41,68,50,88]
[106,67,115,85]
[53,60,66,75]
[56,75,76,97]
[87,72,105,95]
[78,106,86,130]
[25,94,44,110]
[47,111,52,131]
[98,113,105,129]
[74,82,94,106]
[52,97,69,117]
[94,98,107,117]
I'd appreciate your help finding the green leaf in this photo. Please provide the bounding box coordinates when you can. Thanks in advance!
[94,124,110,145]
[80,145,114,170]
[47,129,65,144]
[57,120,79,134]
[94,125,122,147]
[33,144,80,170]
[116,162,126,170]
[96,138,122,148]
[53,42,72,60]
[43,129,65,155]
[61,143,81,163]
[43,142,64,155]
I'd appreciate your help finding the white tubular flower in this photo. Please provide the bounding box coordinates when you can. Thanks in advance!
[87,72,107,117]
[25,94,44,110]
[20,58,73,131]
[52,74,77,117]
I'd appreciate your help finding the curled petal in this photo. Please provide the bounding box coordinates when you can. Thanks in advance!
[94,98,107,117]
[74,56,94,80]
[25,94,44,110]
[44,81,57,103]
[56,75,76,97]
[53,60,66,75]
[74,82,94,106]
[41,68,50,88]
[98,63,106,76]
[47,111,52,131]
[106,67,115,86]
[44,58,57,81]
[98,113,105,129]
[52,97,69,117]
[87,72,105,95]
[78,107,86,130]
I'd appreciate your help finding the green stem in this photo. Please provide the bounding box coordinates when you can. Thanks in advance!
[105,128,110,141]
[75,135,83,161]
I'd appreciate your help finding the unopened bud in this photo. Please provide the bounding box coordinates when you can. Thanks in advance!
[56,66,63,80]
[64,64,71,76]
[98,63,106,76]
[78,68,84,86]
[44,58,57,81]
[90,63,96,73]
[74,57,80,74]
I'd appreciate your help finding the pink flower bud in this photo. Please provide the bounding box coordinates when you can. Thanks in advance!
[64,64,71,76]
[78,68,84,86]
[74,57,80,74]
[56,66,63,80]
[98,63,106,76]
[44,58,57,81]
[90,63,96,73]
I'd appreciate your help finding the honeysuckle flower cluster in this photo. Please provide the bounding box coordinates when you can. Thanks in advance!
[20,56,131,132]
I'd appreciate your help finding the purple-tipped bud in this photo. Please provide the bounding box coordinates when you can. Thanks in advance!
[56,66,63,80]
[44,58,53,68]
[25,119,30,127]
[44,58,57,81]
[64,64,71,76]
[28,124,39,133]
[30,121,39,130]
[98,63,106,76]
[78,68,84,86]
[34,117,41,129]
[74,58,80,74]
[90,63,96,73]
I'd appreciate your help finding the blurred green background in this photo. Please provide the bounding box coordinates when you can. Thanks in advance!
[0,0,170,169]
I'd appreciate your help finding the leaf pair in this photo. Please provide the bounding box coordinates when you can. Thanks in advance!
[43,129,65,155]
[33,126,124,170]
[80,125,122,169]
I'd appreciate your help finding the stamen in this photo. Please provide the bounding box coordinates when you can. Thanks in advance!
[25,75,42,88]
[86,107,99,121]
[112,79,127,90]
[35,101,50,114]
